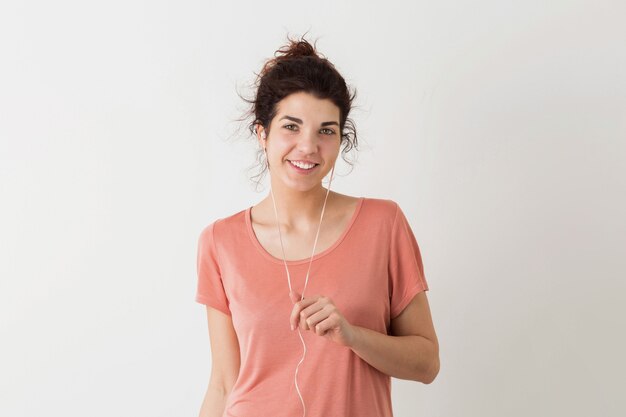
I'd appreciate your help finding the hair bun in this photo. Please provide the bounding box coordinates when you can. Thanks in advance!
[275,36,320,60]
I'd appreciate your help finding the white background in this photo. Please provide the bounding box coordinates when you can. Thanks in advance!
[1,1,625,416]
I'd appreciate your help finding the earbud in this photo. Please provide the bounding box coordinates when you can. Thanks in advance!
[261,131,267,152]
[262,134,268,168]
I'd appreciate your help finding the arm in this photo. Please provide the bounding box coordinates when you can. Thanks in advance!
[348,291,440,383]
[199,306,240,417]
[287,287,439,382]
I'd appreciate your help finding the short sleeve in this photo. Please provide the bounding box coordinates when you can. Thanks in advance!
[195,221,232,316]
[388,203,429,319]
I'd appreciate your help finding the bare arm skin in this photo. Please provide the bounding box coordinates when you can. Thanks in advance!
[348,291,440,383]
[290,289,440,383]
[198,307,240,417]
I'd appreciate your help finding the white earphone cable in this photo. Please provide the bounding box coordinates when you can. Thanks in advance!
[263,143,336,417]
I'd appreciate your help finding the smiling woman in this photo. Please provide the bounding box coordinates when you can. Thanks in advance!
[259,91,341,191]
[196,34,439,417]
[241,37,358,191]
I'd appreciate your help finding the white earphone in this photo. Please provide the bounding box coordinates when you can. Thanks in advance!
[260,123,338,416]
[261,131,267,160]
[261,131,267,163]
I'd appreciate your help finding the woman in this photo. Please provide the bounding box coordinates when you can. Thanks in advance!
[196,36,440,417]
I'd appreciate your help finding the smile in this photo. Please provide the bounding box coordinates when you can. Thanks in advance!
[287,160,319,173]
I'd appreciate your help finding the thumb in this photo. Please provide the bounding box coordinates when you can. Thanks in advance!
[289,290,301,303]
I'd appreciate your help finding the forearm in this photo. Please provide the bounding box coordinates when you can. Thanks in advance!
[348,325,439,383]
[198,383,230,417]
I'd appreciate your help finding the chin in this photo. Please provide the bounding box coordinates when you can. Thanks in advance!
[278,176,319,191]
[288,182,321,192]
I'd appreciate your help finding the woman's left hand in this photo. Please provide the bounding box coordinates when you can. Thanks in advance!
[289,290,356,348]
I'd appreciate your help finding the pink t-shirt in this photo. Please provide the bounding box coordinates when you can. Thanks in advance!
[196,197,429,417]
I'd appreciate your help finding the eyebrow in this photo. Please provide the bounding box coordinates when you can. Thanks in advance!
[279,115,339,127]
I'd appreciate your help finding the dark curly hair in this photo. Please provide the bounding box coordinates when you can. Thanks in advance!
[239,34,359,190]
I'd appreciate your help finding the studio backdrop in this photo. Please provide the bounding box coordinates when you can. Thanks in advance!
[0,1,624,416]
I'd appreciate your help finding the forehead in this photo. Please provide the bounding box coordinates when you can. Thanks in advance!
[274,92,340,122]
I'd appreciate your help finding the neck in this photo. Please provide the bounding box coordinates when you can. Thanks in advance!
[263,183,334,231]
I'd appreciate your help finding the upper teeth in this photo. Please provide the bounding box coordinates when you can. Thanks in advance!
[290,160,316,169]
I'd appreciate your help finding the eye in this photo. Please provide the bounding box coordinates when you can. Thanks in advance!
[320,128,335,135]
[283,124,298,131]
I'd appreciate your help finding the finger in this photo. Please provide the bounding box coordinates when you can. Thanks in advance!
[289,298,315,330]
[300,303,324,330]
[315,311,341,336]
[290,294,320,330]
[314,318,331,336]
[289,291,301,330]
[303,306,327,332]
[300,302,326,319]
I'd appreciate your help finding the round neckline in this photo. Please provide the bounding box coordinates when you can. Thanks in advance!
[245,196,365,265]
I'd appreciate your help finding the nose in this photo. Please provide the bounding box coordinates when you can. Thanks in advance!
[296,129,319,154]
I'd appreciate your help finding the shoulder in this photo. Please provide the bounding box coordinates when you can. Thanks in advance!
[198,207,247,242]
[361,197,400,221]
[333,192,398,216]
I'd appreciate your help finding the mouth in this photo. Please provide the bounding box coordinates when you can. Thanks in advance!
[287,159,320,173]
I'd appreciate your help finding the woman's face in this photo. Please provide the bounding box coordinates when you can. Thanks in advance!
[258,91,341,192]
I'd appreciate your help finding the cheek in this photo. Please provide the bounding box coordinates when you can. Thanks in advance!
[267,138,290,157]
[323,142,341,158]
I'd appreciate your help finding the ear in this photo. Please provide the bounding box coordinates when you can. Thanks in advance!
[256,124,267,149]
